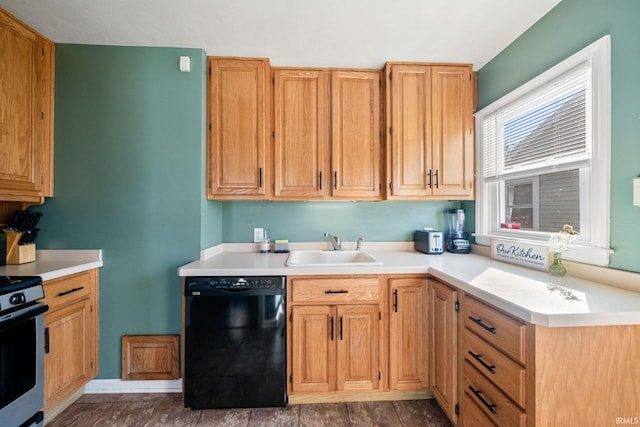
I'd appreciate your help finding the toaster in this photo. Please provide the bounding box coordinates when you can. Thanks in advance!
[414,230,444,254]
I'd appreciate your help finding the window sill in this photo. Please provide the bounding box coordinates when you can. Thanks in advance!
[475,234,612,267]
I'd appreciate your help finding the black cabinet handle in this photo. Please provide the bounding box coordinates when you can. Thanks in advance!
[324,290,349,294]
[393,289,398,312]
[57,286,84,297]
[319,171,323,190]
[435,170,439,189]
[259,167,263,188]
[44,327,50,354]
[468,385,497,414]
[334,171,338,189]
[427,169,432,188]
[469,316,496,334]
[330,317,334,341]
[468,351,496,374]
[339,316,343,341]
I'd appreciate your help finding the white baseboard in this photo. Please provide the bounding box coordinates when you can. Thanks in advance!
[84,379,182,394]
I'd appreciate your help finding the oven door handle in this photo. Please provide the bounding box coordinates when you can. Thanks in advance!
[0,303,49,333]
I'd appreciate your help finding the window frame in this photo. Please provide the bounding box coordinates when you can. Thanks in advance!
[475,35,611,266]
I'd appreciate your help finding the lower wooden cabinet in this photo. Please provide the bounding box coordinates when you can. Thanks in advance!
[43,269,99,412]
[388,277,428,390]
[288,276,381,396]
[290,304,379,393]
[429,279,458,424]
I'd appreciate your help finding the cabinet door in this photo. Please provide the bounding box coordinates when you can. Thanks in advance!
[431,65,474,199]
[44,298,93,411]
[331,71,381,199]
[273,69,330,199]
[386,65,433,198]
[429,279,458,423]
[290,305,336,392]
[336,304,379,391]
[0,10,54,201]
[389,277,428,390]
[208,57,270,199]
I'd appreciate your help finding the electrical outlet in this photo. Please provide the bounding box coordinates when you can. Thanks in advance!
[253,228,264,243]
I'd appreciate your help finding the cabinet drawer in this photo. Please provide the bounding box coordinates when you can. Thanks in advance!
[463,329,526,408]
[43,271,92,311]
[290,277,380,303]
[463,361,526,427]
[461,390,497,427]
[463,296,527,365]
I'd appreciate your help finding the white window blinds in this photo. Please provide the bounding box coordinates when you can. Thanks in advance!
[482,64,591,182]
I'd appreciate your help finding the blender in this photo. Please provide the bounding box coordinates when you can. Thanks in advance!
[445,209,471,254]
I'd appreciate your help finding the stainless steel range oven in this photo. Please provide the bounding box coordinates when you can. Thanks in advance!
[0,276,48,427]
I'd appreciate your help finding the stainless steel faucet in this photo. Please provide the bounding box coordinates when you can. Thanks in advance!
[324,232,342,251]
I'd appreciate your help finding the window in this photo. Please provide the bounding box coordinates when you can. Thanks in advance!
[475,35,611,266]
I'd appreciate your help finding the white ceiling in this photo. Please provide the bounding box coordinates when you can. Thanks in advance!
[0,0,561,70]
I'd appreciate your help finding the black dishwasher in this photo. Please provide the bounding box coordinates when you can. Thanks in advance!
[184,276,287,409]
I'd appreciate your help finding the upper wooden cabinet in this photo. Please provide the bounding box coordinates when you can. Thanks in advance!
[385,63,474,200]
[207,57,270,199]
[273,68,382,200]
[0,8,54,203]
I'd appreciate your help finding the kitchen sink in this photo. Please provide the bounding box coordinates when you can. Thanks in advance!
[286,250,382,267]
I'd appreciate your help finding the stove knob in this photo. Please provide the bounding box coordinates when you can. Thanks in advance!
[10,292,26,305]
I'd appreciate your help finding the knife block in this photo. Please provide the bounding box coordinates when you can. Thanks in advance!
[4,230,36,264]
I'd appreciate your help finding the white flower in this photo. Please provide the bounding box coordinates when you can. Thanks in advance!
[548,224,579,253]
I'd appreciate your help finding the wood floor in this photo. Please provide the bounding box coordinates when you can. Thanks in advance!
[47,394,453,427]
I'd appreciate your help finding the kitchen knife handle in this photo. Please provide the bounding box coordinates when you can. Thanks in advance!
[427,170,432,188]
[258,168,263,188]
[330,317,334,341]
[319,171,323,190]
[333,171,337,189]
[393,289,398,312]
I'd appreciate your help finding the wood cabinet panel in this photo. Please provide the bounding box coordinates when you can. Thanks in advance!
[463,328,526,408]
[429,279,458,423]
[336,304,379,391]
[43,270,99,412]
[463,360,526,427]
[431,65,474,198]
[290,305,336,393]
[290,276,380,303]
[385,62,474,200]
[208,57,270,199]
[0,8,54,202]
[387,65,432,197]
[388,277,428,390]
[331,70,381,199]
[463,296,527,365]
[273,69,330,199]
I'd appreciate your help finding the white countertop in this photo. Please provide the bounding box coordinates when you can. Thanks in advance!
[177,244,640,328]
[0,249,104,281]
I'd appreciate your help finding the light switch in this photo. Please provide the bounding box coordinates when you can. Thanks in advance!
[634,177,640,206]
[179,56,190,72]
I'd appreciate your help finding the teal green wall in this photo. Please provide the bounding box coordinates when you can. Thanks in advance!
[221,201,460,243]
[477,0,640,273]
[34,44,207,378]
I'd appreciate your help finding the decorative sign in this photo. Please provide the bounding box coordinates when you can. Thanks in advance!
[490,239,549,272]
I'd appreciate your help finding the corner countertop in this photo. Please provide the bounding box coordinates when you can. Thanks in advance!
[0,249,104,281]
[177,243,640,328]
